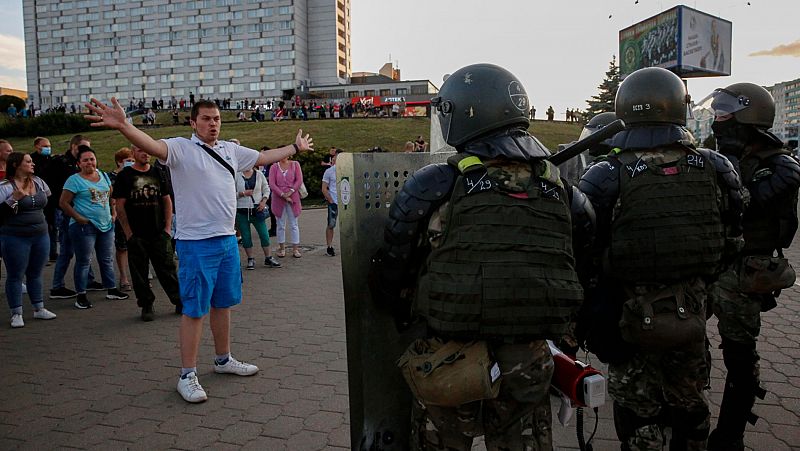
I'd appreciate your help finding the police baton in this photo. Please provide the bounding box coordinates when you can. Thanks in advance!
[548,119,626,166]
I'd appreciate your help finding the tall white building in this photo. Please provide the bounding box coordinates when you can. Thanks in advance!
[23,0,351,109]
[766,77,800,145]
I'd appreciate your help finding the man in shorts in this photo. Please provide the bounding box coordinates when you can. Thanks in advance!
[85,98,313,403]
[321,149,341,256]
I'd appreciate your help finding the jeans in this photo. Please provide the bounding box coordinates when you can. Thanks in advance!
[46,207,58,259]
[68,222,116,293]
[52,209,95,289]
[235,211,270,248]
[128,232,181,308]
[276,204,300,245]
[1,233,49,314]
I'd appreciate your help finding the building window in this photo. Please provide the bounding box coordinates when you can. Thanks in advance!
[380,89,391,96]
[410,85,429,95]
[347,90,359,97]
[364,90,375,96]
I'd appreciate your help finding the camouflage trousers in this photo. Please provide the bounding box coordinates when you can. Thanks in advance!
[409,340,554,451]
[608,339,710,451]
[708,265,766,347]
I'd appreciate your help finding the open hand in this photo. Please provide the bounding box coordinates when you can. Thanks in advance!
[295,129,314,152]
[85,97,128,130]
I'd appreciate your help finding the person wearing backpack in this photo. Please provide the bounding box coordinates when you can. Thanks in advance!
[371,63,594,450]
[704,83,800,451]
[578,67,744,450]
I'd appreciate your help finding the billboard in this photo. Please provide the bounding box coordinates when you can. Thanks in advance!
[619,5,732,78]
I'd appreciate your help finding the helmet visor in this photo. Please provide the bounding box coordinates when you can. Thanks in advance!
[694,88,752,118]
[431,95,454,145]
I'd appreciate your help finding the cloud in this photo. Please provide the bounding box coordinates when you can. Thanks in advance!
[0,73,27,90]
[749,39,800,57]
[0,34,26,72]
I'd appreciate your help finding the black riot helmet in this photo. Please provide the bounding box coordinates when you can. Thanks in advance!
[708,82,775,129]
[579,111,617,156]
[615,67,688,126]
[431,64,530,148]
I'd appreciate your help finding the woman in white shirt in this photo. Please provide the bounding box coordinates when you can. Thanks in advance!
[236,166,281,270]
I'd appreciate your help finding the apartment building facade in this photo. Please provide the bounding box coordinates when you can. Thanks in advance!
[23,0,351,109]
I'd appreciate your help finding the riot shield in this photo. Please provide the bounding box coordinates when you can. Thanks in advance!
[338,151,452,450]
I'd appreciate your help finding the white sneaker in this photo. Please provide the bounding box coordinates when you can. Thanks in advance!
[214,356,259,376]
[10,314,24,328]
[33,308,57,320]
[177,372,207,403]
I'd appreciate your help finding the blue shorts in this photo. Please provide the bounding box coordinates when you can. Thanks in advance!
[175,235,242,318]
[327,203,338,229]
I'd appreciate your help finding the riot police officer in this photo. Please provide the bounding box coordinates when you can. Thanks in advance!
[557,111,618,185]
[371,63,594,450]
[578,67,743,451]
[704,83,800,451]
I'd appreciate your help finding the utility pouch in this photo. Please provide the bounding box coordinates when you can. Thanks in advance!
[398,338,501,407]
[619,282,705,351]
[739,255,796,294]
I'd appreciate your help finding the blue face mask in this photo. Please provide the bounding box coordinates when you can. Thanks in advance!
[41,147,51,156]
[123,161,135,168]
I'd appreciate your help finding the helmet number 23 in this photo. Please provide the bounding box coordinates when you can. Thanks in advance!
[632,103,651,112]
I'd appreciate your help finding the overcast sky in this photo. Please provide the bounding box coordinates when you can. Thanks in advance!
[2,0,798,119]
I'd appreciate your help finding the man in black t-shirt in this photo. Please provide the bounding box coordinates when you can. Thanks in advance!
[113,145,181,321]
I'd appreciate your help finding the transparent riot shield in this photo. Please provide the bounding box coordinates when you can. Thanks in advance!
[338,151,451,450]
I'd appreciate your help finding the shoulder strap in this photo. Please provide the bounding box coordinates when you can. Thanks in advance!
[196,142,235,179]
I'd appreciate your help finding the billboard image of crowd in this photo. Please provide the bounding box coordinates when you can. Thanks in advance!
[619,5,732,79]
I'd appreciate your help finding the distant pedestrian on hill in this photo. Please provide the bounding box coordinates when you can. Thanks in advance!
[547,105,555,121]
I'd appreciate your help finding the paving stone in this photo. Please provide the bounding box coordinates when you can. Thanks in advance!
[218,420,264,445]
[304,410,344,432]
[285,430,329,450]
[261,415,304,439]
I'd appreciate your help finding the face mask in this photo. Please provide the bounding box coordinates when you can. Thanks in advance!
[123,161,135,168]
[41,147,51,156]
[711,120,749,158]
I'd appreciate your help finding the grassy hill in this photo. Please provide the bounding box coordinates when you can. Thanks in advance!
[4,114,582,171]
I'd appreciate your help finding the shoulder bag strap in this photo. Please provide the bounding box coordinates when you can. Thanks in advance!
[196,142,235,179]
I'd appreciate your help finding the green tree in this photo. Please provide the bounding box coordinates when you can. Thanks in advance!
[586,56,621,119]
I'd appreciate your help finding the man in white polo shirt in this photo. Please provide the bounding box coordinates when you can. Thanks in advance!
[85,98,313,403]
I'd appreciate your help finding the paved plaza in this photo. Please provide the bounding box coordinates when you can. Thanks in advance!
[1,208,798,450]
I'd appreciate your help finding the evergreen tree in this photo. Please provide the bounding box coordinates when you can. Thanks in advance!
[586,56,621,119]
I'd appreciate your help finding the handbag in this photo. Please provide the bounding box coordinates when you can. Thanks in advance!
[248,195,269,221]
[294,161,308,199]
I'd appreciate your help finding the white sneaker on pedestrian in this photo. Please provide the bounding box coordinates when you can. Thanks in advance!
[10,314,24,328]
[177,372,207,403]
[214,356,259,376]
[33,308,57,320]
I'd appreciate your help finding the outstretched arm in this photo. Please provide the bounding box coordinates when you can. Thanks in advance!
[85,97,168,161]
[255,129,314,167]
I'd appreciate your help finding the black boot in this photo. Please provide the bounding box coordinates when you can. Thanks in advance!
[708,339,760,451]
